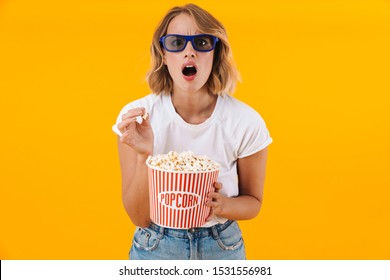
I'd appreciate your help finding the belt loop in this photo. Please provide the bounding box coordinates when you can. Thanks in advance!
[158,224,165,239]
[211,225,219,240]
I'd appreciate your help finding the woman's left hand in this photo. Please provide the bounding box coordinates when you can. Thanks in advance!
[206,182,227,221]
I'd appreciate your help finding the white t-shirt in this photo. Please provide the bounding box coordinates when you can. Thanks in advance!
[113,93,273,227]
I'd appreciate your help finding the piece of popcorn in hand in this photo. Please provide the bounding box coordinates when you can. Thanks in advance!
[142,111,149,120]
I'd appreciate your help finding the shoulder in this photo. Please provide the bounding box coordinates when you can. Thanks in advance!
[220,95,265,125]
[219,95,272,158]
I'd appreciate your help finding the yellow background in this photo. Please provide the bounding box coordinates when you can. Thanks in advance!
[1,0,389,260]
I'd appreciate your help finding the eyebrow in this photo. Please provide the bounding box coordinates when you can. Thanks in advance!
[166,30,200,35]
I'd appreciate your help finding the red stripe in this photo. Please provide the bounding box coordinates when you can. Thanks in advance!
[160,170,163,226]
[150,168,154,222]
[159,170,163,225]
[155,169,159,224]
[151,169,154,222]
[155,169,159,223]
[199,172,206,224]
[168,171,173,227]
[172,172,175,227]
[174,173,178,228]
[186,173,193,228]
[201,172,210,224]
[192,173,201,227]
[182,173,187,229]
[162,172,168,226]
[189,173,195,228]
[176,173,179,228]
[164,170,167,225]
[206,172,214,221]
[193,174,203,228]
[180,174,185,229]
[184,173,190,229]
[185,173,190,228]
[166,171,170,227]
[154,169,158,223]
[199,173,208,224]
[153,170,159,223]
[155,169,158,223]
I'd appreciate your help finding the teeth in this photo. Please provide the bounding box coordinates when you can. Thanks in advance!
[186,65,194,68]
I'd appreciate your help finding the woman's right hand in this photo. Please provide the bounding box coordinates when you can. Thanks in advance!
[117,107,154,156]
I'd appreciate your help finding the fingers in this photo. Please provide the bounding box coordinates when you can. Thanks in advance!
[207,182,223,205]
[213,182,223,192]
[117,117,136,131]
[208,191,221,201]
[206,200,220,208]
[206,192,222,208]
[117,107,150,134]
[121,107,146,121]
[206,182,225,219]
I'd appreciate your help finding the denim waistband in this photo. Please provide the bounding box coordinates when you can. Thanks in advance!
[148,220,235,239]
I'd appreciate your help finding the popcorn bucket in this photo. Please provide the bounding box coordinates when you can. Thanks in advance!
[146,163,219,229]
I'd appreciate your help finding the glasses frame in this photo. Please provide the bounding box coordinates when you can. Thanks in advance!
[159,34,219,52]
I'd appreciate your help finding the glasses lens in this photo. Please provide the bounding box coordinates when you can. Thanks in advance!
[164,35,186,51]
[193,35,215,51]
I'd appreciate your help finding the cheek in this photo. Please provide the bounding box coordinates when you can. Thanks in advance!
[165,56,181,77]
[202,54,214,74]
[165,54,179,68]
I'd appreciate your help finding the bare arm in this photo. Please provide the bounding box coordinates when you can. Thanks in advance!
[117,107,153,228]
[207,147,269,220]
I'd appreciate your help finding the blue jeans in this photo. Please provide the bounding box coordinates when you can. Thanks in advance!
[129,220,246,260]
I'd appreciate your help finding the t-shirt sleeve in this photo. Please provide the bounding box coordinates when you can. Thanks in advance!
[236,112,273,158]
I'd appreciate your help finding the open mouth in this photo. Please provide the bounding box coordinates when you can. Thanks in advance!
[182,65,197,77]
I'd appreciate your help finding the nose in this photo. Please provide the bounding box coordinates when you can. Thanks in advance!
[184,40,196,58]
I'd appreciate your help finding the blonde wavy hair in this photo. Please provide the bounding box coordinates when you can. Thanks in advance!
[146,3,240,96]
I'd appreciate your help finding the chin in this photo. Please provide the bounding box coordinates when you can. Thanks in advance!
[174,80,204,93]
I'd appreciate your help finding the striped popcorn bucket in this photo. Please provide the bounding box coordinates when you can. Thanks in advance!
[146,163,219,229]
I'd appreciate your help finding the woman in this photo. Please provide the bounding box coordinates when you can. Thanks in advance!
[113,3,272,260]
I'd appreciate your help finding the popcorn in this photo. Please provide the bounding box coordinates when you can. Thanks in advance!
[142,111,148,120]
[146,151,220,172]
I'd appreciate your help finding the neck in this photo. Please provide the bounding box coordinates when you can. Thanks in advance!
[171,88,218,124]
